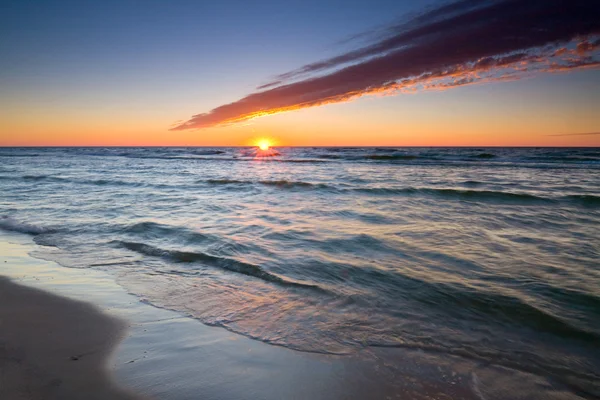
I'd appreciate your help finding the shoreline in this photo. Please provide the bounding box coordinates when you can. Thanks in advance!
[0,231,589,400]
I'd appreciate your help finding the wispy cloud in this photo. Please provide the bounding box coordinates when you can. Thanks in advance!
[173,0,600,131]
[547,132,600,137]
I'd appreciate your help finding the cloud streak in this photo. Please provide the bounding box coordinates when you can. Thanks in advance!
[547,132,600,137]
[173,0,600,131]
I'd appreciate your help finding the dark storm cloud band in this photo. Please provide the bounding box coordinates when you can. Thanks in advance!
[172,0,600,131]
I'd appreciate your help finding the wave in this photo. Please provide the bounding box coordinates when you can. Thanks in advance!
[23,174,54,181]
[83,178,144,187]
[423,188,550,202]
[354,187,553,203]
[122,221,173,234]
[437,285,600,343]
[317,154,342,159]
[0,216,54,235]
[357,266,600,343]
[0,153,40,157]
[116,241,322,291]
[205,179,245,185]
[122,153,226,161]
[562,194,600,207]
[461,180,483,186]
[472,153,496,159]
[258,180,329,189]
[364,152,497,162]
[205,179,332,190]
[121,221,214,244]
[366,154,419,161]
[526,155,600,163]
[272,158,331,164]
[5,173,161,188]
[56,149,227,159]
[0,174,66,182]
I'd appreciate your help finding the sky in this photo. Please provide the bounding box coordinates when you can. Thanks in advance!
[1,0,599,147]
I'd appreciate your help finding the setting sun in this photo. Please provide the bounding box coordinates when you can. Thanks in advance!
[257,140,271,151]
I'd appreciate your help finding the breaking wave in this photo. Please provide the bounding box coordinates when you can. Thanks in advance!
[0,216,55,235]
[115,240,322,291]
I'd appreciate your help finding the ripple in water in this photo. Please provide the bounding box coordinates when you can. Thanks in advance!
[1,146,599,395]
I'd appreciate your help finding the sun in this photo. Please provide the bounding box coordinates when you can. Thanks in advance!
[257,139,271,151]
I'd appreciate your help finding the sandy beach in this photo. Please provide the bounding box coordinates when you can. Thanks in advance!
[0,277,139,400]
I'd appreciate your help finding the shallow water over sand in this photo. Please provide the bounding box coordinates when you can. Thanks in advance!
[1,147,599,395]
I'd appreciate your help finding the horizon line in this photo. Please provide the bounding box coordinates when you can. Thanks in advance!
[1,145,599,149]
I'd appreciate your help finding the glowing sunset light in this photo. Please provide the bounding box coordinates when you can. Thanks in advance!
[250,138,280,158]
[256,139,272,151]
[0,0,598,147]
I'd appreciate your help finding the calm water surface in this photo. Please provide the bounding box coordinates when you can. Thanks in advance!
[1,147,599,395]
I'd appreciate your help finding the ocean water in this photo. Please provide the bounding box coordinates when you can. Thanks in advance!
[1,147,599,395]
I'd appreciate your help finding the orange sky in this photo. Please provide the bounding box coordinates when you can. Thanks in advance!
[2,73,599,147]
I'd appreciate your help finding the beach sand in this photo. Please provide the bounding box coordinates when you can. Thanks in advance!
[0,277,139,400]
[0,231,585,400]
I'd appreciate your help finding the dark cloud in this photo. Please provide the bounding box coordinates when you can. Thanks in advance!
[173,0,600,131]
[260,0,491,86]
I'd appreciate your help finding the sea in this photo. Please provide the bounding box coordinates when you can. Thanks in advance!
[1,147,599,395]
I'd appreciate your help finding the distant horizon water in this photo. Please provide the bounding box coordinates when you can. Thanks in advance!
[2,145,600,150]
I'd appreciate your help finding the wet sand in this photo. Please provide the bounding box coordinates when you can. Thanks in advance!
[0,277,140,400]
